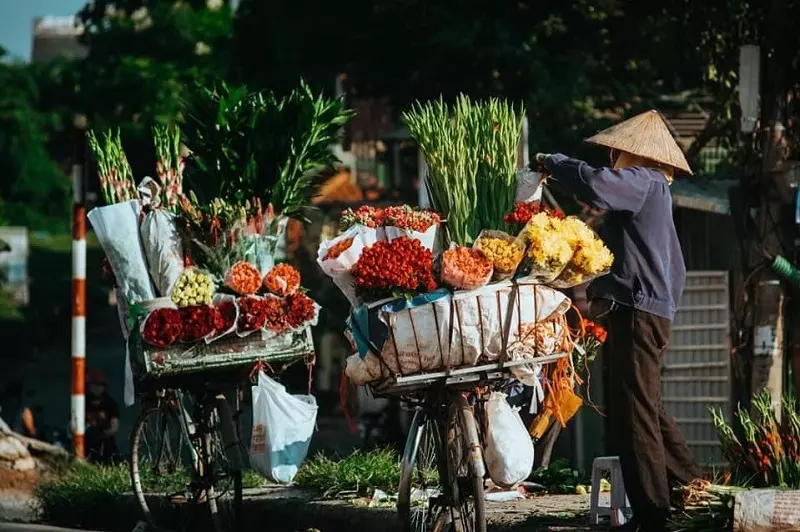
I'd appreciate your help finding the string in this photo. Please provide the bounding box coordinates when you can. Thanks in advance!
[339,371,357,434]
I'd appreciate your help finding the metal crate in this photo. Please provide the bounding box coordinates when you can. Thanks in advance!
[129,327,314,384]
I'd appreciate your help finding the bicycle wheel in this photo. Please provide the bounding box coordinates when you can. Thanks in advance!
[446,394,486,532]
[202,393,244,532]
[130,400,198,531]
[397,394,486,532]
[397,409,443,532]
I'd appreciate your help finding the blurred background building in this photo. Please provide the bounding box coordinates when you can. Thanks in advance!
[31,16,85,63]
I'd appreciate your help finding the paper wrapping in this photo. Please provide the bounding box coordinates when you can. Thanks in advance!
[138,177,184,297]
[318,227,372,308]
[88,201,156,307]
[385,224,438,251]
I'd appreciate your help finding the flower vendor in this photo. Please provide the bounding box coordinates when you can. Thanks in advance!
[535,109,702,532]
[85,369,120,464]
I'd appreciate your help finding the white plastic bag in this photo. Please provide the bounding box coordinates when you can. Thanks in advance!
[484,392,534,488]
[250,372,318,484]
[515,169,544,202]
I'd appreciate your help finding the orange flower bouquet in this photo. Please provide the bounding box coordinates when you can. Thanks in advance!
[263,263,301,296]
[224,261,262,295]
[440,246,493,291]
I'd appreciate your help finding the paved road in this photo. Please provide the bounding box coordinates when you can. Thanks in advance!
[0,524,104,532]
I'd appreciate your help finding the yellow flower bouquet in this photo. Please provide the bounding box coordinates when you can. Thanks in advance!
[550,216,614,288]
[474,230,525,281]
[519,212,573,282]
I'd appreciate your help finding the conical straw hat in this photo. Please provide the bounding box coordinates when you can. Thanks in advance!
[585,110,693,175]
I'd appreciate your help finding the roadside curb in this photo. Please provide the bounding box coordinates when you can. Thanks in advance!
[31,487,595,532]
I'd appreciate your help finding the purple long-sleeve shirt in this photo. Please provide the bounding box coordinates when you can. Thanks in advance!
[542,153,685,321]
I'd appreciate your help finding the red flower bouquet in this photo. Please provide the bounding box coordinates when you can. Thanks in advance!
[263,296,289,334]
[211,300,238,339]
[384,205,441,232]
[237,296,268,333]
[263,263,301,296]
[584,320,608,344]
[504,201,564,226]
[179,305,217,342]
[285,292,317,329]
[340,205,385,229]
[142,308,182,347]
[352,236,437,298]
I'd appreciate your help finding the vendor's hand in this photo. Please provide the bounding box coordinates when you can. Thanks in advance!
[534,153,550,164]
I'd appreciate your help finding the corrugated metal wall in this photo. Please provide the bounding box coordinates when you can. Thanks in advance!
[663,271,731,467]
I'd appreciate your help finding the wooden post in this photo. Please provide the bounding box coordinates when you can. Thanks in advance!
[71,115,87,458]
[748,0,789,415]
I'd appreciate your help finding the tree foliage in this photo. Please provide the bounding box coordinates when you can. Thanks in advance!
[2,0,800,229]
[0,49,70,229]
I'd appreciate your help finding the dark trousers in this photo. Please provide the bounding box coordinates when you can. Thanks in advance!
[602,302,702,526]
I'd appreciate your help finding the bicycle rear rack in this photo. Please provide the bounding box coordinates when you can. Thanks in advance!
[373,351,567,395]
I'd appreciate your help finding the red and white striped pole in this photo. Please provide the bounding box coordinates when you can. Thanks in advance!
[71,115,88,458]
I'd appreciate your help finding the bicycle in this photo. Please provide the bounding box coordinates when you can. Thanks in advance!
[127,324,315,532]
[374,352,567,532]
[129,382,245,532]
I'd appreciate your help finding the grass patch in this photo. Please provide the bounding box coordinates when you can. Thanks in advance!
[37,459,270,528]
[295,447,436,498]
[37,461,130,529]
[242,468,271,489]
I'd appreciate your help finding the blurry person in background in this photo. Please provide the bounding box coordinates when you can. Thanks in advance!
[85,369,120,464]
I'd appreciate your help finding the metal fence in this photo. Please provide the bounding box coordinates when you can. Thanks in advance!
[662,271,731,468]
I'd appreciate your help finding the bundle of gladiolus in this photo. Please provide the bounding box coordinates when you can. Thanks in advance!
[712,391,800,489]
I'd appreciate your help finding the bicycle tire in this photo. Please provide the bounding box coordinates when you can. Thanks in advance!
[398,409,442,532]
[130,402,198,531]
[205,394,244,532]
[397,395,486,532]
[450,396,486,532]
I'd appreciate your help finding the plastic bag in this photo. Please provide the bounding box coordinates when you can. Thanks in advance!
[440,246,493,291]
[484,392,535,488]
[385,224,438,251]
[473,230,525,282]
[242,216,288,277]
[250,371,318,483]
[138,177,184,297]
[88,201,157,307]
[515,169,544,203]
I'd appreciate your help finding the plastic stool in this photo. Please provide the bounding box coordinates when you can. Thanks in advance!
[589,456,631,526]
